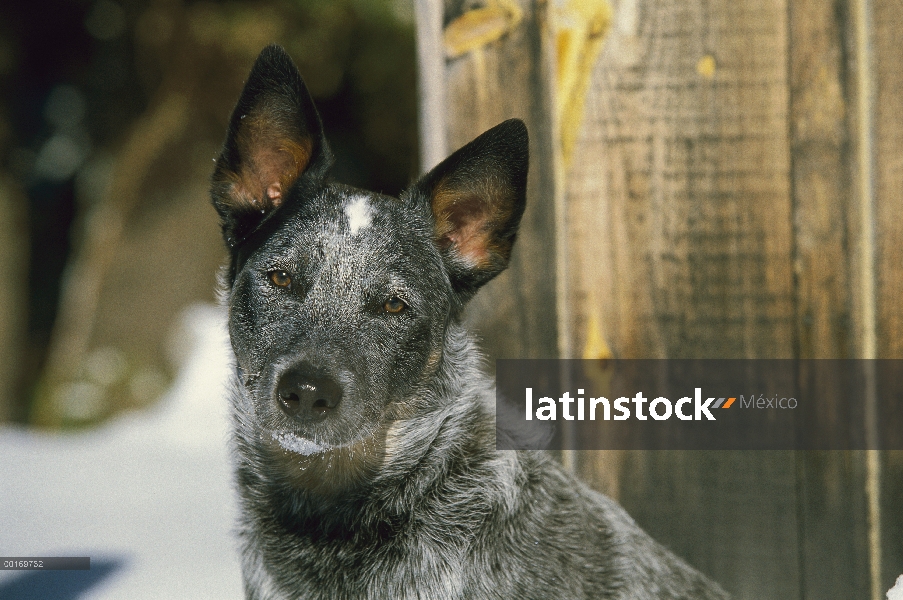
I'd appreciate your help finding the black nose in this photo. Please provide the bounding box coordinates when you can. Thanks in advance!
[276,363,343,421]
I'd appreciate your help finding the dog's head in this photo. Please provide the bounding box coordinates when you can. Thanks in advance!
[211,45,527,461]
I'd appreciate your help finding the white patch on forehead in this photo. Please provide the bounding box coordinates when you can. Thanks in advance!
[272,431,327,456]
[345,196,372,235]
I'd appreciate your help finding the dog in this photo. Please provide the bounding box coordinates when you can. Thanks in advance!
[211,44,730,600]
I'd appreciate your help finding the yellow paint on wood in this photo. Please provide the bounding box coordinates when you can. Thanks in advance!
[444,0,523,59]
[554,0,612,167]
[696,54,717,79]
[582,311,613,360]
[582,311,614,398]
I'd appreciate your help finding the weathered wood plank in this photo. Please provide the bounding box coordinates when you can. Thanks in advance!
[874,0,903,361]
[873,0,903,591]
[415,0,448,172]
[565,0,799,597]
[789,0,854,360]
[881,451,903,592]
[788,1,871,598]
[443,0,560,362]
[566,0,795,361]
[795,451,871,599]
[616,451,800,599]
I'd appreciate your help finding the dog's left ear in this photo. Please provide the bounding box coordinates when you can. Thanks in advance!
[410,119,528,302]
[211,44,331,248]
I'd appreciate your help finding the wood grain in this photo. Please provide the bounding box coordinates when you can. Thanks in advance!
[788,1,871,597]
[443,0,560,363]
[566,0,794,361]
[425,0,903,596]
[565,0,797,596]
[873,0,903,591]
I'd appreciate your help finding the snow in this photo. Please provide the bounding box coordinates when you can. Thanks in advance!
[889,575,903,600]
[271,431,326,456]
[0,304,244,599]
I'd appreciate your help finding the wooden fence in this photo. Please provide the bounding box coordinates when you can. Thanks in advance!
[416,0,903,598]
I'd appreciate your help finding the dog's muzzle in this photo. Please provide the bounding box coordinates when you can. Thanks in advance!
[276,362,343,422]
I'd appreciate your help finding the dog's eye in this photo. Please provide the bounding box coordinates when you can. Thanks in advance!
[384,296,406,314]
[268,270,292,288]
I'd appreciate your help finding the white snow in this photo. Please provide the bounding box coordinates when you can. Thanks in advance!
[0,303,243,599]
[345,196,372,235]
[272,431,327,456]
[888,574,903,600]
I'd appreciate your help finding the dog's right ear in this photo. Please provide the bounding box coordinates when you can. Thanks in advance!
[211,44,331,248]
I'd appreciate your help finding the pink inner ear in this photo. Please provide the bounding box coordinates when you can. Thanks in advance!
[230,119,313,212]
[266,183,282,203]
[437,194,493,267]
[251,142,309,209]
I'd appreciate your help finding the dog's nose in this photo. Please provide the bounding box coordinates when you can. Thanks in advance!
[276,363,342,421]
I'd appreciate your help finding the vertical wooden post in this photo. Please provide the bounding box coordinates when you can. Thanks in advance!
[872,0,903,594]
[564,1,799,596]
[414,0,448,172]
[433,0,560,363]
[788,0,873,597]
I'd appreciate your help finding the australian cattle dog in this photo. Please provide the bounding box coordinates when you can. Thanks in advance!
[211,44,730,600]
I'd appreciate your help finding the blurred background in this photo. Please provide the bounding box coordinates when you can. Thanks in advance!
[0,4,417,595]
[0,0,418,427]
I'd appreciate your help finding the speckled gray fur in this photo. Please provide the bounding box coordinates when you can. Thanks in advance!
[212,45,731,600]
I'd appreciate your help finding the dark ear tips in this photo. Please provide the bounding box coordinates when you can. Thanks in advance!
[211,45,331,247]
[414,118,529,300]
[256,43,294,70]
